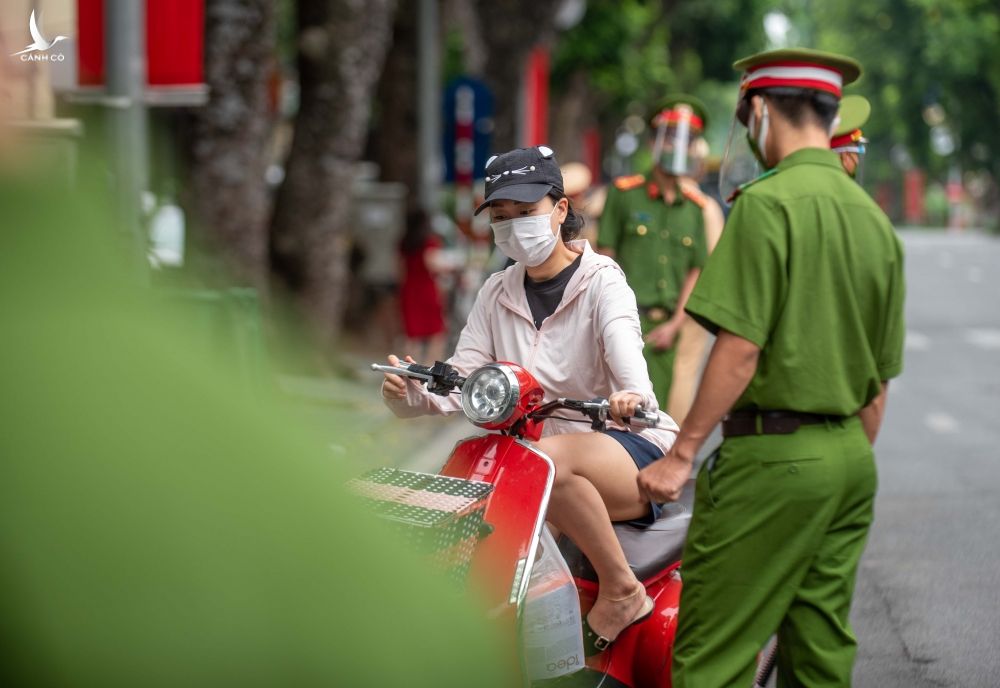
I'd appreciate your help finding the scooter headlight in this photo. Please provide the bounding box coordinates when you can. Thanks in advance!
[461,364,520,425]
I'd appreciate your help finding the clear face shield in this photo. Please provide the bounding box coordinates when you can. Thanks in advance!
[718,94,766,204]
[651,105,704,177]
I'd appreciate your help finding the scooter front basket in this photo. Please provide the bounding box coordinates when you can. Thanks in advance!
[348,467,493,586]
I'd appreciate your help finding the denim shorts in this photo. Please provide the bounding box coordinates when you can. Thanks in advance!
[605,429,663,527]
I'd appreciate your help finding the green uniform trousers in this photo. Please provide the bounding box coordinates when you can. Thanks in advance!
[641,314,676,410]
[672,416,877,688]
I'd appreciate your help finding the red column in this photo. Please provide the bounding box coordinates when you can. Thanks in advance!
[522,46,549,147]
[903,169,926,225]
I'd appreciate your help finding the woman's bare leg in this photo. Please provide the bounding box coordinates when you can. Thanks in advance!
[535,432,652,641]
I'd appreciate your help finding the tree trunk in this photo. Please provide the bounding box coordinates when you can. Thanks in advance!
[269,0,396,347]
[471,0,561,152]
[550,69,594,164]
[372,1,419,191]
[181,0,277,289]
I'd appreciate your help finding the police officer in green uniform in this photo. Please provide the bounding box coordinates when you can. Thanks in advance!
[636,49,906,687]
[831,94,871,179]
[598,96,710,408]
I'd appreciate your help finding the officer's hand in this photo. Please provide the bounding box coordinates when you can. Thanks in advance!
[608,391,644,425]
[644,320,681,351]
[637,448,694,503]
[381,354,416,400]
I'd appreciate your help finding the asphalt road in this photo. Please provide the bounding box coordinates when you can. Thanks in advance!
[851,229,1000,687]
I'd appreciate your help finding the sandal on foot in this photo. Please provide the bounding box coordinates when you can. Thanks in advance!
[581,593,654,656]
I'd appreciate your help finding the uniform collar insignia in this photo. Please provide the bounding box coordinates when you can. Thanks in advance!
[726,168,779,204]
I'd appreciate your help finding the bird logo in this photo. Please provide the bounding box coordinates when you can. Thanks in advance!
[12,11,68,57]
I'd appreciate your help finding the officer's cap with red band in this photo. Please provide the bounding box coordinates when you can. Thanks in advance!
[650,94,709,134]
[830,94,871,149]
[734,48,862,99]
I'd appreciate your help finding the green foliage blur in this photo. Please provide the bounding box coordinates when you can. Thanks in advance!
[0,150,515,686]
[549,0,999,215]
[551,0,769,158]
[552,0,767,109]
[812,0,1000,179]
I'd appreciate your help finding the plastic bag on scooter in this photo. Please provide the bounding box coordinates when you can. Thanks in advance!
[522,526,585,680]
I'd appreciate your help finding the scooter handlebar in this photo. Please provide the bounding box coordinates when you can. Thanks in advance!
[624,407,659,429]
[370,362,433,382]
[371,360,465,397]
[554,398,659,430]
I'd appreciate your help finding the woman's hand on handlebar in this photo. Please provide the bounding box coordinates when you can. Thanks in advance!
[608,391,644,425]
[381,354,415,400]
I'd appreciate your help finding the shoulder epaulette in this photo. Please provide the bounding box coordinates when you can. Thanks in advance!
[613,174,646,191]
[680,184,708,209]
[726,168,779,204]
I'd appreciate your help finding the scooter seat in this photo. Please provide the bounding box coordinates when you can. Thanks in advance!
[556,478,695,584]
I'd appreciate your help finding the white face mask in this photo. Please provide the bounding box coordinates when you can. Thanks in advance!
[746,101,771,169]
[490,208,559,266]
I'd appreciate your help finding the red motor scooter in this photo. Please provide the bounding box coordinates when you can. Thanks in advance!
[360,359,696,688]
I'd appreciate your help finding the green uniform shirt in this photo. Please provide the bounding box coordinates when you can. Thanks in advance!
[685,148,905,415]
[598,174,708,309]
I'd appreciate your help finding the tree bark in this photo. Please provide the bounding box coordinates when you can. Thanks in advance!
[181,0,277,289]
[550,69,594,164]
[269,0,397,347]
[372,1,419,191]
[444,0,487,76]
[471,0,561,152]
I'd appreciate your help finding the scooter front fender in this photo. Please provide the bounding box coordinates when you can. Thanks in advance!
[440,434,555,624]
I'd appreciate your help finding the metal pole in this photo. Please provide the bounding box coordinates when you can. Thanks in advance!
[417,0,441,212]
[105,0,149,268]
[28,0,40,118]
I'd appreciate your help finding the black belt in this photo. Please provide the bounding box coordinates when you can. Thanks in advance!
[721,410,845,438]
[638,305,672,323]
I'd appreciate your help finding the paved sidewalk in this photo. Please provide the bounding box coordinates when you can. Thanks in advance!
[277,362,470,476]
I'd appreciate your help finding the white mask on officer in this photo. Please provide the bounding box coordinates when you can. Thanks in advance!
[490,208,559,267]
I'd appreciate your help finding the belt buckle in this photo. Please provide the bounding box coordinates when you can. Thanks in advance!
[647,307,667,322]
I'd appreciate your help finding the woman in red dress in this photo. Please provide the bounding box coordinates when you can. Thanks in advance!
[399,209,448,363]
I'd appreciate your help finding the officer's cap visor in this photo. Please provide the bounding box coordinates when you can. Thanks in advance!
[474,183,554,216]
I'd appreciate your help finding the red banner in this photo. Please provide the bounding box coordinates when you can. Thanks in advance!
[78,0,204,87]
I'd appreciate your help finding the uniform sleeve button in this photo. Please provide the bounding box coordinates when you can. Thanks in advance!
[682,236,693,247]
[657,279,667,289]
[658,255,668,264]
[660,230,670,239]
[637,225,648,236]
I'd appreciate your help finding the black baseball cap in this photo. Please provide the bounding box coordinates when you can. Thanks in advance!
[474,145,565,216]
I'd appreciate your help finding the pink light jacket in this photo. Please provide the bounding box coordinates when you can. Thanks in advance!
[384,240,679,456]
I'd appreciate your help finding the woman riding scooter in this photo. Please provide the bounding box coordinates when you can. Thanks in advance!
[381,145,679,653]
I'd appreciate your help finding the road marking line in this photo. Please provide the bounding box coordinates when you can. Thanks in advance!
[905,331,931,351]
[964,328,1000,350]
[925,412,959,434]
